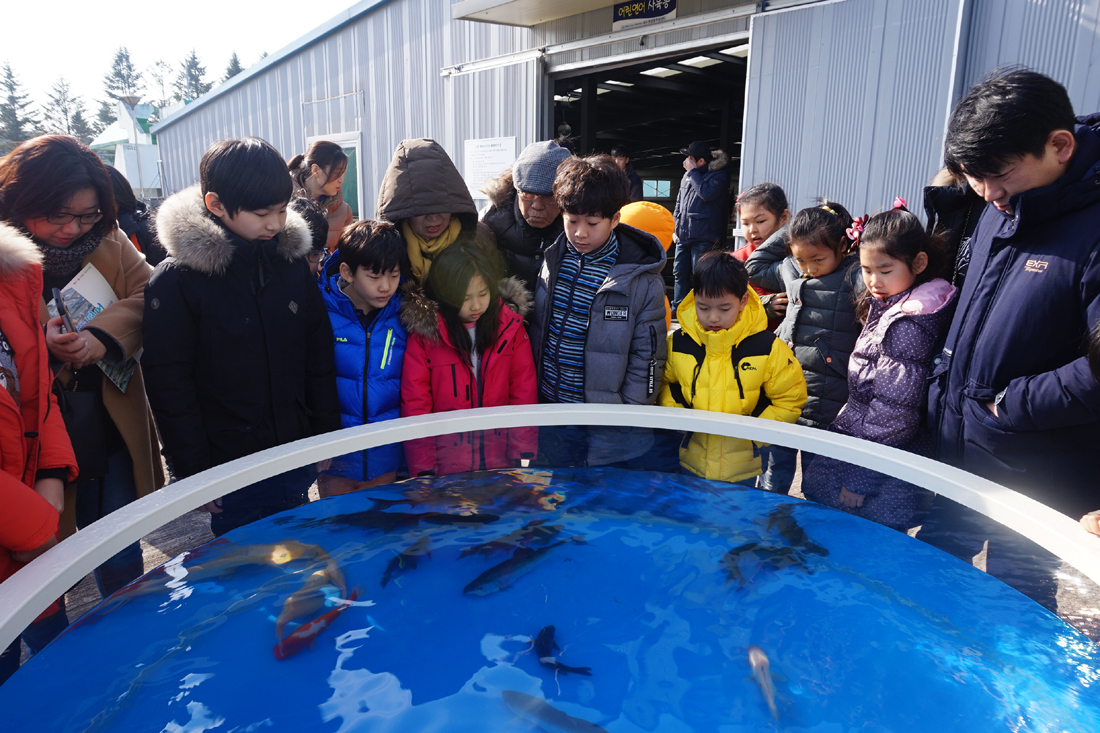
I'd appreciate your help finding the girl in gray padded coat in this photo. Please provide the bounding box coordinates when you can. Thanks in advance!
[745,201,863,492]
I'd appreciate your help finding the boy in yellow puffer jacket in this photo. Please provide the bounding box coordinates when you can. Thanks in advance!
[659,252,807,484]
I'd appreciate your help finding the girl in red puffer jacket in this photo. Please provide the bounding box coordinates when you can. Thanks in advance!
[399,236,537,476]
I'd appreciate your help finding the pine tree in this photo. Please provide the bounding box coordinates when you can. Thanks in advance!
[43,77,83,136]
[70,109,95,144]
[0,62,38,153]
[174,50,213,102]
[222,52,244,83]
[103,47,144,101]
[94,99,116,136]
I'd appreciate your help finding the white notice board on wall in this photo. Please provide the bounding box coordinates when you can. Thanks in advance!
[464,137,516,199]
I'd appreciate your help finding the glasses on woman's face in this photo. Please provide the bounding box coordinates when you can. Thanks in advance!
[306,250,327,263]
[518,191,556,209]
[45,211,103,226]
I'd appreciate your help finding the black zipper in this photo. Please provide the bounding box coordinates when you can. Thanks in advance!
[451,365,457,398]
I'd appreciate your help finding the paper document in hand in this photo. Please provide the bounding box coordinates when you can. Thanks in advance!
[47,263,138,393]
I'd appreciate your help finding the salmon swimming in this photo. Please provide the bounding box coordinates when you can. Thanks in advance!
[722,541,814,587]
[273,588,360,660]
[501,690,608,732]
[747,645,778,720]
[764,504,829,557]
[534,625,591,676]
[463,536,585,596]
[381,535,431,587]
[459,520,564,558]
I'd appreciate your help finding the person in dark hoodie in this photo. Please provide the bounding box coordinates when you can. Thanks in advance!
[144,138,340,536]
[107,165,168,266]
[481,140,572,292]
[611,145,643,203]
[919,69,1100,611]
[376,138,496,284]
[672,141,731,309]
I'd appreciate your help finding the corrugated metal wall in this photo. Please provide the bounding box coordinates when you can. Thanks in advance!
[963,0,1100,114]
[739,0,961,217]
[155,0,541,212]
[534,0,752,70]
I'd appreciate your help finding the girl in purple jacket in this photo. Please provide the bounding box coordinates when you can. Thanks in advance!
[802,201,957,531]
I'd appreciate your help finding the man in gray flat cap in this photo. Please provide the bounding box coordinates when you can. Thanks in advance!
[480,140,573,291]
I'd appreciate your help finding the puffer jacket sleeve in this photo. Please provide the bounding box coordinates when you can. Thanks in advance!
[1,473,58,555]
[506,324,539,462]
[142,265,211,479]
[399,334,437,476]
[687,168,729,203]
[86,230,152,360]
[620,274,667,405]
[756,339,807,424]
[303,273,341,436]
[997,253,1100,432]
[745,230,789,294]
[859,319,935,447]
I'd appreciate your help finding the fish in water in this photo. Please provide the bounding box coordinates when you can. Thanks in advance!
[765,504,829,557]
[325,509,500,533]
[463,536,585,596]
[273,588,360,660]
[275,566,344,639]
[369,479,564,513]
[748,645,778,720]
[534,625,591,676]
[459,520,564,558]
[501,690,608,733]
[381,535,431,588]
[722,541,813,587]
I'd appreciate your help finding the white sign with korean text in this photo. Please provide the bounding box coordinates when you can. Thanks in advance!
[464,137,517,199]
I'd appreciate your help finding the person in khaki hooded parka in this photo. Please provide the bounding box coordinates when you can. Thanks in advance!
[376,138,496,282]
[659,254,806,484]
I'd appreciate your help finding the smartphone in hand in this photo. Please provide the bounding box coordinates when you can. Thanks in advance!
[52,288,77,334]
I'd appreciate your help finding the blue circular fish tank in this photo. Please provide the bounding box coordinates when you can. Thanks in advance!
[1,412,1098,731]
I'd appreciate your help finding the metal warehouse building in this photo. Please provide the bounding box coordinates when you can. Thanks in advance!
[152,0,1100,219]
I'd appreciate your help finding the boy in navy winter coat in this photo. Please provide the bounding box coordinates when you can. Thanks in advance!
[144,138,340,536]
[319,220,408,496]
[920,69,1100,611]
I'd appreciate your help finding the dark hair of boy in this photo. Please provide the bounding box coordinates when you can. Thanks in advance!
[856,207,947,321]
[288,197,329,252]
[337,219,407,276]
[788,199,854,256]
[199,137,294,217]
[610,145,630,158]
[0,134,118,239]
[737,182,789,219]
[1089,322,1100,382]
[425,233,505,360]
[944,68,1077,179]
[693,251,750,300]
[553,154,631,219]
[106,165,139,214]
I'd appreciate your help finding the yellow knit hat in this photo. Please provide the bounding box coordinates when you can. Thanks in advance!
[619,201,674,251]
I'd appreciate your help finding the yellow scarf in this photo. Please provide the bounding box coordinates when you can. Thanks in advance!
[402,218,462,281]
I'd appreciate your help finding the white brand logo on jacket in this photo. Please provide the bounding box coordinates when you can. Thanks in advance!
[288,300,299,314]
[604,306,629,320]
[1024,259,1049,273]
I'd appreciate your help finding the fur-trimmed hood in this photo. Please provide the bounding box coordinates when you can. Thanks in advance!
[708,150,729,172]
[400,276,531,342]
[481,170,517,209]
[0,222,42,276]
[155,185,312,276]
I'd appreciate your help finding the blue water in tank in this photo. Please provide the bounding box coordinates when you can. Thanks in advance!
[3,467,1098,732]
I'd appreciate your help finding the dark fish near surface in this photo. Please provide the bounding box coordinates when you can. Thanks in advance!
[748,645,778,720]
[765,504,829,556]
[534,625,591,676]
[381,535,432,587]
[322,509,500,533]
[463,536,584,596]
[459,520,564,558]
[722,541,812,586]
[501,690,608,732]
[370,479,564,513]
[273,588,360,660]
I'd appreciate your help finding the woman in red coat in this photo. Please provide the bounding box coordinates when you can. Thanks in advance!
[0,222,78,684]
[400,238,537,476]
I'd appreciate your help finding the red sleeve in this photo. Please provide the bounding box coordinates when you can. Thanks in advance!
[506,325,538,462]
[0,471,58,555]
[400,334,437,476]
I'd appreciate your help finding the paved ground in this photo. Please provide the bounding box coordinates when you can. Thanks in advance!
[25,473,1100,666]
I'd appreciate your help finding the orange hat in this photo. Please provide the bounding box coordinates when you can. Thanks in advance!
[620,201,674,251]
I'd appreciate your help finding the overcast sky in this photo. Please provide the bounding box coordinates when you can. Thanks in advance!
[5,0,355,117]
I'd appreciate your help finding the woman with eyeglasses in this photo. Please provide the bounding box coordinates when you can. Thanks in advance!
[0,135,164,600]
[481,140,572,293]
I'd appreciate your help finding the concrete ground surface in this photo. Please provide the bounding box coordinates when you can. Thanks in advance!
[22,474,1100,669]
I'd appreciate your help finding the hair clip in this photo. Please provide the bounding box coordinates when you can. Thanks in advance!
[893,197,908,211]
[846,215,868,245]
[735,191,745,204]
[820,205,838,218]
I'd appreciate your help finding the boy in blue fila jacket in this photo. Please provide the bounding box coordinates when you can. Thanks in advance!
[318,220,409,496]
